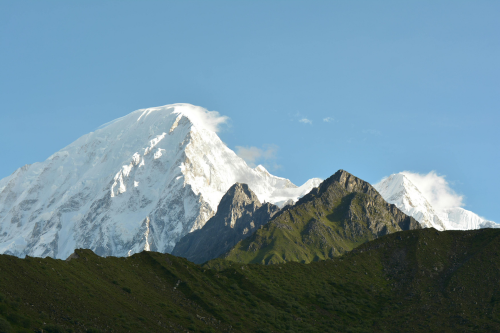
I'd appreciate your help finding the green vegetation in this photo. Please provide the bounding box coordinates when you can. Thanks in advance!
[0,228,499,332]
[224,170,419,264]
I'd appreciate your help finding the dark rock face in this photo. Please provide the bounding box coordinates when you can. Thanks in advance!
[225,169,421,264]
[297,169,421,235]
[172,183,280,264]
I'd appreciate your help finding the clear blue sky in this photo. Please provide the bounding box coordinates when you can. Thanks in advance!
[1,1,498,221]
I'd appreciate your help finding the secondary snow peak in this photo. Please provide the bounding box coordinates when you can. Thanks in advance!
[374,172,498,231]
[374,173,446,230]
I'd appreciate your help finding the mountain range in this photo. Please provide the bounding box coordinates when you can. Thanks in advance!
[0,103,496,261]
[0,102,499,332]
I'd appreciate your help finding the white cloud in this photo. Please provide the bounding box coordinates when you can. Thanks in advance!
[235,144,280,169]
[235,146,262,167]
[299,118,312,125]
[175,104,229,133]
[401,171,464,213]
[323,117,334,123]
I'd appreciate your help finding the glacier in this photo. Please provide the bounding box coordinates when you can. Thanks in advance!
[0,103,321,259]
[374,173,498,230]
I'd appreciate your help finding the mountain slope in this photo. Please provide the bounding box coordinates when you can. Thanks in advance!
[224,170,421,264]
[441,207,499,229]
[374,173,499,230]
[172,183,280,264]
[1,228,500,332]
[0,104,319,259]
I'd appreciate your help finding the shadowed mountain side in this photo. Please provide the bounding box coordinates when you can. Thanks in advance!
[224,169,421,264]
[172,183,280,264]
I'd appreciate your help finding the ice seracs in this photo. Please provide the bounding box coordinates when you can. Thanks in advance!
[374,173,498,230]
[0,103,321,259]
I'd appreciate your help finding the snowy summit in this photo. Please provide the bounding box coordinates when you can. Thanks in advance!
[0,104,321,259]
[374,173,498,231]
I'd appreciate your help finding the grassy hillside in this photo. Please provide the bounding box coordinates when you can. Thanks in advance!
[224,170,420,264]
[0,228,499,332]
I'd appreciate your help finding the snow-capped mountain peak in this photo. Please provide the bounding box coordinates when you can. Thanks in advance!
[374,172,498,231]
[0,104,321,259]
[255,165,271,176]
[374,173,446,230]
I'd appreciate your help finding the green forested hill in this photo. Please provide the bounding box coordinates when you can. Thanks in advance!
[224,170,420,264]
[0,228,500,332]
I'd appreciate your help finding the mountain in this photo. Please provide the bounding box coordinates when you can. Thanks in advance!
[172,183,280,264]
[0,104,320,259]
[224,170,421,264]
[374,173,499,230]
[2,228,500,333]
[373,173,446,230]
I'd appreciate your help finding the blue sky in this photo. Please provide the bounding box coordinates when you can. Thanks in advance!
[0,1,498,221]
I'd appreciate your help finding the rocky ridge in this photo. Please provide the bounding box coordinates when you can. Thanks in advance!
[224,169,421,264]
[172,183,280,264]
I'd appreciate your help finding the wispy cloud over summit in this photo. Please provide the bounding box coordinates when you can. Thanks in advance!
[235,144,281,170]
[299,118,312,125]
[402,171,464,213]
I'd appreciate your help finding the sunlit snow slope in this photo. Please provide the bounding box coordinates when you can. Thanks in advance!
[374,173,498,230]
[0,104,321,259]
[440,207,498,230]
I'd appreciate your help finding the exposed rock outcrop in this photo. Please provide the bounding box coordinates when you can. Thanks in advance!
[172,183,280,264]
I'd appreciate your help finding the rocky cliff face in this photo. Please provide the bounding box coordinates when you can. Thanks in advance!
[225,170,421,264]
[172,183,280,264]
